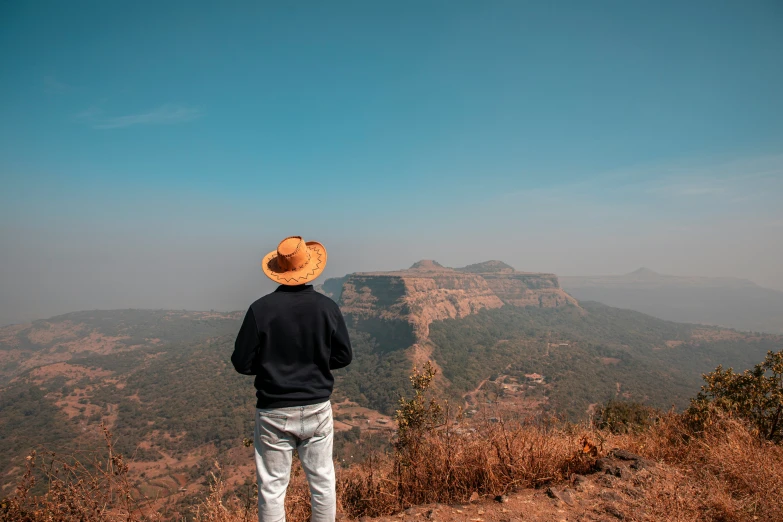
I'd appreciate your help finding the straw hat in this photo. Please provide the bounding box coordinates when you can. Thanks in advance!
[262,236,328,285]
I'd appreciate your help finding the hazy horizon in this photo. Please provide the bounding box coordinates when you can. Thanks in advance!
[2,243,783,327]
[2,1,782,326]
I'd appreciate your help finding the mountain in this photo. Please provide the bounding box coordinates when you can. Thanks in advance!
[319,259,576,340]
[2,260,780,508]
[561,269,783,334]
[317,260,579,413]
[321,260,780,418]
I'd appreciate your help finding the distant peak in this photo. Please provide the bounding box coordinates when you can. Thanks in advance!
[458,260,515,273]
[409,259,445,270]
[626,267,660,277]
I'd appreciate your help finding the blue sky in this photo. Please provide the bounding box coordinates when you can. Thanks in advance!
[1,1,782,325]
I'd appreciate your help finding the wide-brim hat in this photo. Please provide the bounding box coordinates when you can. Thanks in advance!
[262,236,327,285]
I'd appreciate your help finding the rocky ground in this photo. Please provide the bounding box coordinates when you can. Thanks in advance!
[359,449,657,522]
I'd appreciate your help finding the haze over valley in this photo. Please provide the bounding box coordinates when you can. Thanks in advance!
[561,268,783,334]
[3,259,780,511]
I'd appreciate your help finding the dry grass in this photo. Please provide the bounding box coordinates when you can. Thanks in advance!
[3,413,781,522]
[257,410,783,522]
[609,412,783,521]
[338,414,596,518]
[0,425,163,522]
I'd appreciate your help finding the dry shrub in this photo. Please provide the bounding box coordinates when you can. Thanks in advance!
[337,364,597,518]
[337,364,783,521]
[191,467,254,522]
[173,410,783,522]
[282,458,312,522]
[337,413,604,518]
[608,411,783,521]
[389,414,595,505]
[0,425,161,522]
[338,454,396,518]
[193,458,312,522]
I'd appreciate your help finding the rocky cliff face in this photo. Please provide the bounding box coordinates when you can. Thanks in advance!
[457,260,578,308]
[322,260,578,343]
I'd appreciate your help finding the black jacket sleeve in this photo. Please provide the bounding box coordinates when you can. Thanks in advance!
[329,307,353,370]
[231,307,260,375]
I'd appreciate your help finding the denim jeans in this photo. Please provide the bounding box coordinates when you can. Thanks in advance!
[254,400,335,522]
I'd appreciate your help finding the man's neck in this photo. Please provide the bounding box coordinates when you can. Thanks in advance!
[275,284,313,293]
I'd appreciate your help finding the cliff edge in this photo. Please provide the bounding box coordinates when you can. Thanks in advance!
[320,260,578,343]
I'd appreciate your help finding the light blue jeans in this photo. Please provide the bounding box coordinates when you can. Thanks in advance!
[254,400,335,522]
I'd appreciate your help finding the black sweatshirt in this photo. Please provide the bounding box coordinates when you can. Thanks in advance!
[231,284,353,408]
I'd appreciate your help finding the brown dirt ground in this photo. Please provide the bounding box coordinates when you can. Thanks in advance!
[464,373,549,418]
[30,361,113,385]
[333,399,395,434]
[55,331,137,354]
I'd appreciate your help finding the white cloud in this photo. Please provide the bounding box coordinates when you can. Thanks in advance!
[43,75,70,93]
[78,104,202,129]
[644,179,727,197]
[503,153,783,205]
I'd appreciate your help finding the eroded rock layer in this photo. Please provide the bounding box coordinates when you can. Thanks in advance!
[323,260,578,343]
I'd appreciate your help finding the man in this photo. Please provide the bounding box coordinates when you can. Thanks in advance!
[231,236,352,522]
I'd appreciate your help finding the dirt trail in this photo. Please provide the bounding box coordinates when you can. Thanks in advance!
[463,364,512,408]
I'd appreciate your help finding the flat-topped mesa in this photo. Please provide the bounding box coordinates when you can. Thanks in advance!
[325,260,579,344]
[457,261,577,308]
[339,262,503,341]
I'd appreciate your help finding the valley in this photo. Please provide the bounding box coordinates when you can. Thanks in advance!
[561,268,783,334]
[1,260,780,515]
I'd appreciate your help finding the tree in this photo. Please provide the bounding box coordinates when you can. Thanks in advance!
[689,349,783,442]
[394,361,443,455]
[594,400,655,434]
[393,361,444,508]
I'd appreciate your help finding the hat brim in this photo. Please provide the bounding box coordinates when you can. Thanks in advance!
[261,241,327,286]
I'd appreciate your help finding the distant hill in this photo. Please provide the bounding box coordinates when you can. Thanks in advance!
[561,268,783,334]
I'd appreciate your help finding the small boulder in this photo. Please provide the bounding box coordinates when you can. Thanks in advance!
[603,503,626,520]
[608,449,642,461]
[573,474,589,491]
[595,457,624,477]
[595,457,615,472]
[546,486,575,506]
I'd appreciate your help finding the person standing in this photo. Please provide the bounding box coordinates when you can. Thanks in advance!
[231,236,352,522]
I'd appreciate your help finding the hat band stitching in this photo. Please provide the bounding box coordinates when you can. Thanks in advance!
[272,248,322,283]
[289,250,311,271]
[279,236,303,258]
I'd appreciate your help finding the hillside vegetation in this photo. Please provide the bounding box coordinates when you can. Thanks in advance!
[4,351,783,522]
[428,302,779,419]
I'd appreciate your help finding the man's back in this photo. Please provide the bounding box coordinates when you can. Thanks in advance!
[231,284,352,408]
[234,236,347,522]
